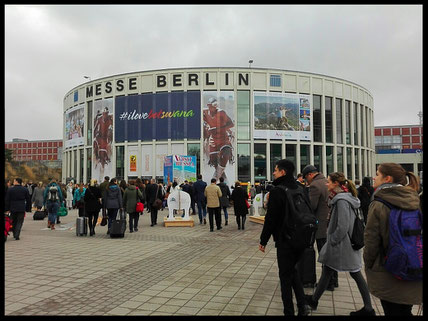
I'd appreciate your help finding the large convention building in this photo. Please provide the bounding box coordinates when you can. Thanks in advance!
[62,67,375,186]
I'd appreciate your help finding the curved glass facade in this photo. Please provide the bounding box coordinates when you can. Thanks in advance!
[62,67,375,185]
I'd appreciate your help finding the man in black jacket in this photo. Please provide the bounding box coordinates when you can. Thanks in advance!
[258,159,309,316]
[5,178,32,240]
[145,179,162,226]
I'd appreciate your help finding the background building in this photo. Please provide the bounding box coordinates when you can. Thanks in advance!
[62,67,375,185]
[5,138,63,167]
[375,124,423,183]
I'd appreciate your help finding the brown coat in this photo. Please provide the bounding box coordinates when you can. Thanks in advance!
[308,173,329,239]
[363,183,422,305]
[204,183,222,208]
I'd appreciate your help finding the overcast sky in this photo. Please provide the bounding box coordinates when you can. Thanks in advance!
[5,4,422,142]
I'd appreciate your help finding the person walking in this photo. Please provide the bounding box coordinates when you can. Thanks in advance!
[363,163,422,316]
[145,178,163,226]
[43,179,64,230]
[357,176,374,224]
[73,183,86,218]
[5,178,32,240]
[83,179,102,236]
[188,181,196,215]
[103,178,123,234]
[304,172,375,316]
[230,181,249,230]
[119,179,128,198]
[66,181,74,210]
[301,164,336,290]
[31,182,45,211]
[204,178,222,232]
[123,179,145,233]
[217,177,231,225]
[193,174,208,224]
[258,160,309,316]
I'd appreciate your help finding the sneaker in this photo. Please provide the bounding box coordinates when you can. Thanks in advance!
[304,295,318,310]
[350,307,376,316]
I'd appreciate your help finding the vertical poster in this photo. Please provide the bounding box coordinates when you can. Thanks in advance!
[92,98,114,183]
[156,144,168,177]
[65,103,85,148]
[253,92,312,140]
[141,145,152,177]
[127,145,139,176]
[202,91,235,187]
[163,156,173,184]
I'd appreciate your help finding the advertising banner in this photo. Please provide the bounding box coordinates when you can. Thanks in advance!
[253,92,312,140]
[65,104,85,148]
[156,144,168,177]
[92,98,114,183]
[164,155,197,184]
[127,145,139,176]
[115,91,201,142]
[202,91,235,187]
[141,145,152,177]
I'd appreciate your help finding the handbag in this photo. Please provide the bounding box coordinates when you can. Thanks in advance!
[245,199,250,209]
[100,216,108,226]
[57,203,68,217]
[136,189,144,212]
[152,184,163,210]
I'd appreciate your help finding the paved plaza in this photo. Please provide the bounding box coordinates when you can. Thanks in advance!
[4,207,422,316]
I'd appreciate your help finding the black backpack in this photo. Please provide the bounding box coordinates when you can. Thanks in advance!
[277,185,318,249]
[349,207,365,250]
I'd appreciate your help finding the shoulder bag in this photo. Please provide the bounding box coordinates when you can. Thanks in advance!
[152,184,163,210]
[136,189,144,213]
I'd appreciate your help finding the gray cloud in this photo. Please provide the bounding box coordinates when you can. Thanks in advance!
[5,4,422,141]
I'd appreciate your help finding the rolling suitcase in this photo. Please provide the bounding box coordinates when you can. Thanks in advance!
[33,210,47,220]
[297,246,316,288]
[76,217,88,236]
[110,209,126,238]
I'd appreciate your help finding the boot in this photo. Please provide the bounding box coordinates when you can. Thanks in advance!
[242,216,246,230]
[50,223,55,230]
[236,216,241,230]
[225,219,228,226]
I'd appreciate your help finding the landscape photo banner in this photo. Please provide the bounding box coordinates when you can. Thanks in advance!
[65,104,85,148]
[253,92,312,140]
[115,91,201,142]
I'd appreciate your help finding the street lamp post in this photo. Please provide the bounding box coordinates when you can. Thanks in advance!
[83,76,91,81]
[249,60,253,68]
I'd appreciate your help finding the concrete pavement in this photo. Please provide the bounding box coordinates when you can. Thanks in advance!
[4,207,422,316]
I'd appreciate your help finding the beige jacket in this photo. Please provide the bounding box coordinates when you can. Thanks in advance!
[204,183,222,208]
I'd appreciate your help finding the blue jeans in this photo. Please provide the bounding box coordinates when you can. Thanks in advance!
[197,200,207,222]
[47,201,59,224]
[222,206,228,221]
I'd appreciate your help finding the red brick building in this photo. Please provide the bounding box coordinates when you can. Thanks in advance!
[374,125,423,152]
[5,138,63,162]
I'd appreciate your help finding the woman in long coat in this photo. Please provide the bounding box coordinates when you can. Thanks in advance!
[83,179,102,236]
[31,182,45,210]
[305,172,375,316]
[230,181,249,230]
[122,180,144,233]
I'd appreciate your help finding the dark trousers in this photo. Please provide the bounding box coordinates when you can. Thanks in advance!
[276,245,306,315]
[129,212,139,231]
[208,207,221,230]
[11,212,25,239]
[150,204,158,224]
[316,238,338,287]
[107,208,119,230]
[236,215,247,229]
[86,211,99,232]
[380,300,413,316]
[78,206,85,218]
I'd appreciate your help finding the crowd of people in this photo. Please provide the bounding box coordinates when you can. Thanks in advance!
[4,160,423,316]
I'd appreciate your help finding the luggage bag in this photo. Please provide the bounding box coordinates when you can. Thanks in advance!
[297,246,316,288]
[110,209,126,238]
[33,210,47,220]
[76,217,88,236]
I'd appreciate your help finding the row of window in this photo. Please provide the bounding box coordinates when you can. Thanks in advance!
[13,149,60,155]
[66,143,372,185]
[14,155,59,161]
[5,141,62,149]
[375,127,422,136]
[375,136,423,145]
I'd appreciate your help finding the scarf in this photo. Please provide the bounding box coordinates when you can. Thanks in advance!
[327,184,349,223]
